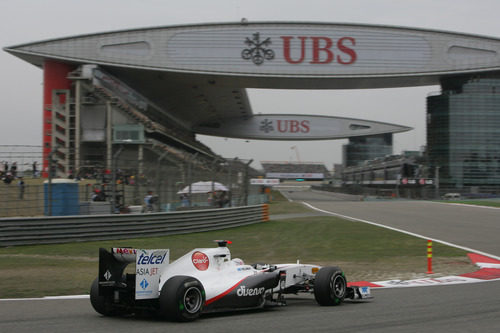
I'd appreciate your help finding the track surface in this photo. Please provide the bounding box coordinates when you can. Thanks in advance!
[2,188,500,332]
[283,188,500,257]
[1,283,499,332]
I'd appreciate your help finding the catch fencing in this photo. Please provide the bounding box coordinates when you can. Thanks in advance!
[1,147,265,217]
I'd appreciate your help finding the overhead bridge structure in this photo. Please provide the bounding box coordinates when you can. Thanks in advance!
[5,21,500,180]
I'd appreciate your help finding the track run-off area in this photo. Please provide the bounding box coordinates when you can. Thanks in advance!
[1,187,500,332]
[290,189,500,288]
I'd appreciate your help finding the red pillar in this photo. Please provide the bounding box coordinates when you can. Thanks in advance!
[42,61,73,177]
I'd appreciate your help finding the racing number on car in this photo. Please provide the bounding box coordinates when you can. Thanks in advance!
[192,251,210,271]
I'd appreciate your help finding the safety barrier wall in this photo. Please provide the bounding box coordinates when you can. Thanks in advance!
[0,204,269,247]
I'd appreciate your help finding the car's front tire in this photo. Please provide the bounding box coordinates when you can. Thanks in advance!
[313,266,347,306]
[159,276,205,322]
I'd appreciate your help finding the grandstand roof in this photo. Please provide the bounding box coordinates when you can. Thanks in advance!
[6,21,500,140]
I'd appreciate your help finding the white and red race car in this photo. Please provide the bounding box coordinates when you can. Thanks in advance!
[90,240,371,321]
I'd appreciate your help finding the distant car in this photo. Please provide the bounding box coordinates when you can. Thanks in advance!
[90,240,372,321]
[443,193,461,200]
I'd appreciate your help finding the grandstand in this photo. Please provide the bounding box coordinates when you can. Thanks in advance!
[0,64,265,216]
[332,152,437,199]
[48,65,218,179]
[261,161,330,180]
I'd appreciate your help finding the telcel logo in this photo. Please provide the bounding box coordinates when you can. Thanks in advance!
[192,251,210,271]
[137,251,167,265]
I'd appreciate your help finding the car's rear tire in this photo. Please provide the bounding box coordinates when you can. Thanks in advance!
[313,266,347,306]
[90,278,117,316]
[159,276,205,322]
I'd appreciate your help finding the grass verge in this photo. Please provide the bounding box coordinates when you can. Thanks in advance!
[0,215,475,298]
[267,190,315,215]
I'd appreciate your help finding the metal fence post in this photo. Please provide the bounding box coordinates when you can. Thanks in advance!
[187,153,198,208]
[156,152,168,212]
[227,157,237,207]
[47,148,57,216]
[435,166,440,199]
[242,159,253,206]
[111,145,124,214]
[187,160,192,207]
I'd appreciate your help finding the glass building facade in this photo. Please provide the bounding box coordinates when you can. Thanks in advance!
[343,134,393,167]
[427,78,500,189]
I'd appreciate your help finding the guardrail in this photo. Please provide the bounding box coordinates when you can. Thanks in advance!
[0,204,269,247]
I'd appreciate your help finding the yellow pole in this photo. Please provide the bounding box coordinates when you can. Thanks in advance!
[427,240,434,274]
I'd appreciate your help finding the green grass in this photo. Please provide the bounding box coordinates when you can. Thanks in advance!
[0,256,96,298]
[268,200,311,215]
[0,217,466,260]
[0,215,472,298]
[267,190,312,215]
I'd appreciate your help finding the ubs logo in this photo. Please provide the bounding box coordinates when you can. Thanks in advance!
[259,119,274,133]
[259,119,310,134]
[241,32,357,66]
[242,33,275,65]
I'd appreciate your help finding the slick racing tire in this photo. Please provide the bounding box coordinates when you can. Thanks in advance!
[313,266,347,306]
[90,278,118,316]
[159,276,205,322]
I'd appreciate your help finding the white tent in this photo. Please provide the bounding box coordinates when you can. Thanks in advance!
[177,181,229,194]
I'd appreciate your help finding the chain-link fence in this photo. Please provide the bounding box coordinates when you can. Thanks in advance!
[1,146,267,218]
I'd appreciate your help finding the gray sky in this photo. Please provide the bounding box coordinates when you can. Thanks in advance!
[1,0,499,169]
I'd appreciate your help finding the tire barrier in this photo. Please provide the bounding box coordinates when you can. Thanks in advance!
[0,205,266,247]
[262,204,270,222]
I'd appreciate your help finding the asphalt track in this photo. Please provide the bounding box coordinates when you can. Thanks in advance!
[1,283,499,332]
[282,188,500,258]
[1,189,500,332]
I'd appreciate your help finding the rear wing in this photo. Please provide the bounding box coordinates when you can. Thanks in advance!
[98,247,170,300]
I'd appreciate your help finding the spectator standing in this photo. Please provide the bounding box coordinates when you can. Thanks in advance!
[91,188,105,201]
[217,191,229,208]
[18,177,25,199]
[32,161,38,178]
[3,172,12,184]
[207,192,214,206]
[11,162,17,178]
[181,193,190,207]
[144,190,154,212]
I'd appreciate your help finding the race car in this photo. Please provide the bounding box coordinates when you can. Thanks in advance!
[90,240,371,321]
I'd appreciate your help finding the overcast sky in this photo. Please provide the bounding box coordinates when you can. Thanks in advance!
[1,0,500,169]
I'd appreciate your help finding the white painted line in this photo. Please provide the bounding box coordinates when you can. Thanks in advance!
[432,201,500,210]
[476,263,500,269]
[302,201,500,262]
[280,191,294,202]
[373,275,500,289]
[0,295,89,302]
